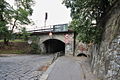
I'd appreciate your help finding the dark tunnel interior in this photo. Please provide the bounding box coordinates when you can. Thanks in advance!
[43,39,65,54]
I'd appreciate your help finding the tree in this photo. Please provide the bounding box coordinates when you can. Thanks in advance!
[21,27,29,41]
[0,0,34,45]
[63,0,115,43]
[0,0,13,44]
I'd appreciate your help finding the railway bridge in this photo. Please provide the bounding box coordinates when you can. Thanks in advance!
[29,24,75,55]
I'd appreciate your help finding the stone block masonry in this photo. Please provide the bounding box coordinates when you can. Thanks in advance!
[89,1,120,80]
[90,35,120,80]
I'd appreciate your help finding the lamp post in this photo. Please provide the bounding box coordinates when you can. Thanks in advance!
[49,32,52,36]
[49,32,53,39]
[44,12,48,28]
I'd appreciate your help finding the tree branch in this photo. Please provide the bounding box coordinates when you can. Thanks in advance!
[11,19,17,33]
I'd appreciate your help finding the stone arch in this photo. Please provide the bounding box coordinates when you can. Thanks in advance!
[39,35,65,45]
[41,39,65,54]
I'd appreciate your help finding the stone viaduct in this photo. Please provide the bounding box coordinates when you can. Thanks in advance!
[30,30,75,55]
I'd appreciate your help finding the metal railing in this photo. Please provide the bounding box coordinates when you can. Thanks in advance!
[27,24,68,33]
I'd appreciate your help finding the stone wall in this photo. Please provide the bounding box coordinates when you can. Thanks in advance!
[30,33,75,55]
[90,36,120,80]
[74,41,88,56]
[89,1,120,80]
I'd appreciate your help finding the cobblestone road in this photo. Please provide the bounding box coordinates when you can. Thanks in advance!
[0,55,53,80]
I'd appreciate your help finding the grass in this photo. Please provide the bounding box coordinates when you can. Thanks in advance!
[0,40,30,54]
[0,50,25,54]
[0,39,26,42]
[0,40,4,42]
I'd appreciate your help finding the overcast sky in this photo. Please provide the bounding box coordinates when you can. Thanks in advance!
[31,0,71,28]
[7,0,71,30]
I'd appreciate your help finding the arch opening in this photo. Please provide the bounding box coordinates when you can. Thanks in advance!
[77,53,87,57]
[43,39,65,54]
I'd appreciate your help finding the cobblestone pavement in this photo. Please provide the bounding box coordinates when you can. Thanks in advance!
[0,55,53,80]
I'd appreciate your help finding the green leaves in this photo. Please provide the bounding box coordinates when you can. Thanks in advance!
[16,8,31,24]
[63,0,112,43]
[21,27,30,41]
[14,0,34,25]
[0,0,34,44]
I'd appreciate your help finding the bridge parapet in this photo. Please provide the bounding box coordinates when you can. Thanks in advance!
[28,24,69,33]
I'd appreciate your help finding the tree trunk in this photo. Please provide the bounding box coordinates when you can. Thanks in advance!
[4,37,9,45]
[11,19,17,33]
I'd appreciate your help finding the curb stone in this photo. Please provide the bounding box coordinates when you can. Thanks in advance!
[39,58,59,80]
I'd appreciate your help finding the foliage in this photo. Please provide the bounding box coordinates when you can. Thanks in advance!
[21,27,30,41]
[63,0,115,43]
[31,43,41,54]
[30,36,40,43]
[30,36,41,54]
[0,50,25,54]
[0,39,25,42]
[0,0,34,44]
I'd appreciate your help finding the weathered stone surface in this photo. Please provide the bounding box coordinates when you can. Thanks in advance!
[0,55,53,80]
[30,32,75,55]
[89,1,120,79]
[89,35,120,80]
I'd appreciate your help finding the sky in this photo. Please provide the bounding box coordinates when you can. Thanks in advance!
[6,0,71,31]
[30,0,71,29]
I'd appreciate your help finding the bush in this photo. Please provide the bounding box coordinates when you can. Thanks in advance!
[31,43,41,54]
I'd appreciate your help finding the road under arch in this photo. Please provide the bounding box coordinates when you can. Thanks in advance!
[43,39,65,54]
